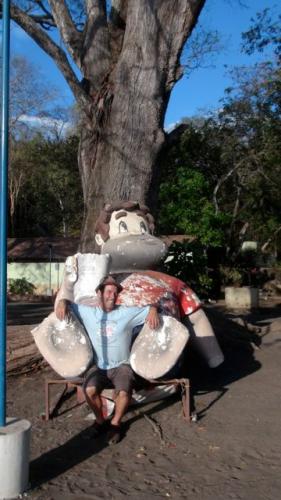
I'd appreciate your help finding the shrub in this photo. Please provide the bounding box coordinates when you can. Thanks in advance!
[158,240,214,298]
[219,266,243,287]
[8,278,35,295]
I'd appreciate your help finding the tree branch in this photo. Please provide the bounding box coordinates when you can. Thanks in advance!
[81,0,111,92]
[261,225,281,253]
[183,27,223,74]
[165,0,206,91]
[227,183,241,249]
[30,14,56,30]
[48,0,83,69]
[30,0,55,29]
[10,3,91,109]
[35,0,53,18]
[109,0,128,64]
[213,160,244,213]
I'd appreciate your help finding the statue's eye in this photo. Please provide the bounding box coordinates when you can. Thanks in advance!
[140,221,147,234]
[119,221,128,233]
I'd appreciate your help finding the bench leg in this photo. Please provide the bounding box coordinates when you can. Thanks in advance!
[45,380,50,421]
[181,379,191,421]
[44,380,68,420]
[75,384,85,404]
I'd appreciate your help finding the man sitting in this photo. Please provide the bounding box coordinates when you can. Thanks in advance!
[55,275,159,444]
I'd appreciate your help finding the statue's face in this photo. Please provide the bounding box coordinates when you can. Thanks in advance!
[95,210,167,272]
[108,211,150,239]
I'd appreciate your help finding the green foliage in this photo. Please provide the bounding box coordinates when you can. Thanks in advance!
[159,240,213,298]
[217,60,281,250]
[8,54,82,238]
[159,24,281,260]
[219,266,243,287]
[9,134,83,237]
[158,165,231,247]
[8,278,35,295]
[158,7,281,266]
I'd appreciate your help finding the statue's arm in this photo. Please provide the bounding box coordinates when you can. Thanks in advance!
[54,255,77,313]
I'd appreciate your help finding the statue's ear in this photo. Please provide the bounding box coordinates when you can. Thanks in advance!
[95,233,104,246]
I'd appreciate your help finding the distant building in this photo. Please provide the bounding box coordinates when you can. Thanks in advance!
[8,237,79,295]
[7,235,193,295]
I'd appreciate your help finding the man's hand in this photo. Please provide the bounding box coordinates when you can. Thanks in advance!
[55,299,69,321]
[146,306,160,330]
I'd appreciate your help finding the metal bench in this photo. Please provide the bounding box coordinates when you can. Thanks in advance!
[44,376,192,422]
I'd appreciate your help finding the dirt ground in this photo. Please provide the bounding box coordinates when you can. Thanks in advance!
[6,300,281,500]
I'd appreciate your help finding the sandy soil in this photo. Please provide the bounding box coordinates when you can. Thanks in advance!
[7,301,281,500]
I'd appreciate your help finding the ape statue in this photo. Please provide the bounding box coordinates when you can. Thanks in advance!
[56,201,224,369]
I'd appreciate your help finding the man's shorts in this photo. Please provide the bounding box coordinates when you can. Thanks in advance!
[83,364,135,394]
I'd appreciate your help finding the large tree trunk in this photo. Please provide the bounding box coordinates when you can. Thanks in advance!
[79,0,205,251]
[10,0,206,251]
[78,72,166,251]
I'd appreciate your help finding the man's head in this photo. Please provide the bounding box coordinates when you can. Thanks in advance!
[96,276,123,312]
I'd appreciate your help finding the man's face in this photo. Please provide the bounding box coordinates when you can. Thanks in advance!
[99,284,118,312]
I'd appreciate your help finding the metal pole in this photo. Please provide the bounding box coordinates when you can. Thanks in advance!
[48,244,52,296]
[0,0,10,427]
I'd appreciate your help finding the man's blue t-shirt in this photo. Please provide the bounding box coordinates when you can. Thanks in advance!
[71,303,149,370]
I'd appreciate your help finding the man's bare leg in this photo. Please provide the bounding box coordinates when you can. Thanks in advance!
[111,390,130,426]
[85,385,105,425]
[106,390,130,444]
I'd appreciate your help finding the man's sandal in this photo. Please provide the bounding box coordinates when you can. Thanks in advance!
[106,424,121,445]
[87,420,108,438]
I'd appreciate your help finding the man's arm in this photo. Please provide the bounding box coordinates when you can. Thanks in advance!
[145,305,160,330]
[55,299,69,321]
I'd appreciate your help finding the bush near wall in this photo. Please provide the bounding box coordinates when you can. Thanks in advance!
[8,278,35,295]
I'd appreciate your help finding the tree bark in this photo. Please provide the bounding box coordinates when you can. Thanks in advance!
[78,66,166,251]
[79,0,206,251]
[10,0,206,251]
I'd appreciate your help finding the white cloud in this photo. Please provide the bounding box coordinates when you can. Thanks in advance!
[17,114,72,135]
[164,122,179,133]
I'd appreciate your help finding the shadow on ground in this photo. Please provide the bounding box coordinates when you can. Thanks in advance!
[180,304,279,420]
[7,302,53,326]
[30,396,178,488]
[24,302,281,490]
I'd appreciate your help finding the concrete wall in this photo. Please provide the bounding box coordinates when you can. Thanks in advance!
[8,262,65,295]
[225,286,259,309]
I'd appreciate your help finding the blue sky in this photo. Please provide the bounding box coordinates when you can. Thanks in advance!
[166,0,279,127]
[10,0,278,129]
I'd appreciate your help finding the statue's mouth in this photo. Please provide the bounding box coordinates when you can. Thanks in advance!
[101,234,167,272]
[113,234,159,245]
